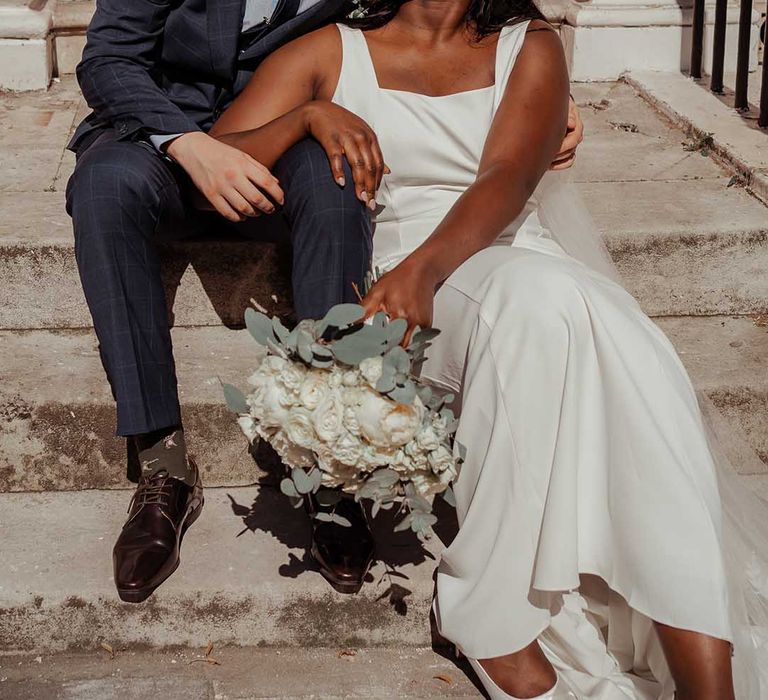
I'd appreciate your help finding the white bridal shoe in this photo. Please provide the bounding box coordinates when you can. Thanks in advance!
[467,658,577,700]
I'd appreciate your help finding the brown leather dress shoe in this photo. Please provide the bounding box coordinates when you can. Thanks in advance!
[307,494,375,594]
[113,459,203,603]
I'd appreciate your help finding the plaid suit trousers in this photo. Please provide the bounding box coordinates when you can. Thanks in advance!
[66,133,372,436]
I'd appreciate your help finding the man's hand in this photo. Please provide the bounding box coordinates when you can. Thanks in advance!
[303,101,388,211]
[550,96,584,171]
[166,131,285,222]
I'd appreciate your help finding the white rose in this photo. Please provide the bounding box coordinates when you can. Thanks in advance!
[284,408,317,449]
[359,356,384,388]
[355,390,424,447]
[343,406,361,436]
[333,431,363,466]
[271,429,315,469]
[278,362,307,392]
[416,425,440,452]
[313,394,345,443]
[428,445,456,474]
[342,369,360,387]
[328,366,344,388]
[259,376,291,427]
[262,355,288,374]
[299,372,328,411]
[410,471,443,498]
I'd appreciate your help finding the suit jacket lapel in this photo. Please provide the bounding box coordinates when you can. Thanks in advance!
[237,0,345,63]
[208,0,246,78]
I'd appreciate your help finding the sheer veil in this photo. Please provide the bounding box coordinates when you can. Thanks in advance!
[535,172,768,699]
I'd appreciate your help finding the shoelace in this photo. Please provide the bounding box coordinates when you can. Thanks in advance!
[128,472,174,513]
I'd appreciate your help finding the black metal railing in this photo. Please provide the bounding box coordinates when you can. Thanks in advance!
[690,0,768,127]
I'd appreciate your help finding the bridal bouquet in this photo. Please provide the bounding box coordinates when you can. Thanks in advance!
[223,301,462,540]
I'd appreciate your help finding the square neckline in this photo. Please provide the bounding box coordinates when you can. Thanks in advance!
[351,24,512,100]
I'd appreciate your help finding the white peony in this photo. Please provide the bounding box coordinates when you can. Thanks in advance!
[313,394,345,443]
[284,408,317,449]
[343,406,361,436]
[355,390,424,447]
[358,356,384,388]
[299,372,328,411]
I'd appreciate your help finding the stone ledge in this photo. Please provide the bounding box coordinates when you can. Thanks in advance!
[1,316,766,493]
[626,71,768,204]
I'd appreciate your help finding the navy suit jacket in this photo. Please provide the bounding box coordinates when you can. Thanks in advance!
[69,0,347,152]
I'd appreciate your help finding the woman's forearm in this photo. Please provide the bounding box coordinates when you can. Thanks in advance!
[403,162,538,285]
[211,103,312,170]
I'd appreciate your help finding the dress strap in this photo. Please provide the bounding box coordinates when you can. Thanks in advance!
[492,19,532,111]
[333,24,380,98]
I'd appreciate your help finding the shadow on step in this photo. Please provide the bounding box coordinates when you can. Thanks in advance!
[159,234,294,329]
[225,442,460,615]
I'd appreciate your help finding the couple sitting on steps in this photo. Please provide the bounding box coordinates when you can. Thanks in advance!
[67,0,768,698]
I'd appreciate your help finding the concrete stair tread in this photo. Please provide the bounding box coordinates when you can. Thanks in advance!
[0,646,483,699]
[3,177,766,245]
[1,316,767,492]
[0,485,445,651]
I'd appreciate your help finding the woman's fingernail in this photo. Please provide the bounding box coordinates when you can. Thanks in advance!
[368,199,376,211]
[336,176,345,187]
[360,191,368,201]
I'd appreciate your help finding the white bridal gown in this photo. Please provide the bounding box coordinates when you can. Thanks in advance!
[332,22,768,699]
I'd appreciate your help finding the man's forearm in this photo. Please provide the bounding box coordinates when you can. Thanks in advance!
[211,104,312,170]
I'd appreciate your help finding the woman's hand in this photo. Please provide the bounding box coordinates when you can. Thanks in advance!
[303,101,387,210]
[361,259,438,344]
[550,96,584,171]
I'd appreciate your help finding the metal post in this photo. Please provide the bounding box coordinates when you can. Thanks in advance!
[691,0,706,78]
[734,0,754,110]
[759,37,768,126]
[710,0,729,91]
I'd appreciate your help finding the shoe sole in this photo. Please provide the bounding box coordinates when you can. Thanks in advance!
[116,496,204,604]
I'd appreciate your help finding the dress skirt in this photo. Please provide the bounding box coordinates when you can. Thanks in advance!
[422,226,734,699]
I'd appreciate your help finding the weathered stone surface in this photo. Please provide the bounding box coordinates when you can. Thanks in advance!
[1,316,766,492]
[0,647,483,699]
[0,486,451,652]
[2,177,767,330]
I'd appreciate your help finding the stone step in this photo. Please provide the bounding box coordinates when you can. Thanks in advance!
[0,646,483,699]
[2,177,767,331]
[1,315,767,493]
[0,485,445,653]
[3,476,768,655]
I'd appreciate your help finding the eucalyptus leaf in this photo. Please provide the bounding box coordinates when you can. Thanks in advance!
[394,513,413,532]
[271,316,289,344]
[441,485,457,508]
[222,382,249,414]
[291,467,316,495]
[389,381,417,404]
[315,489,342,507]
[321,303,365,330]
[411,327,441,344]
[411,511,438,531]
[314,512,334,522]
[297,331,314,364]
[331,327,388,365]
[369,468,401,487]
[384,318,408,348]
[280,478,299,499]
[245,308,274,346]
[331,513,352,527]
